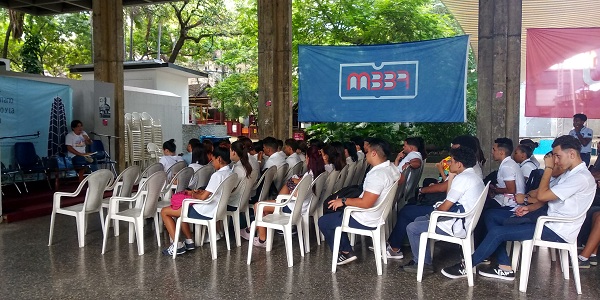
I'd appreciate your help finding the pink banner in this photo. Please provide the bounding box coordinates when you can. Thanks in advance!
[526,28,600,118]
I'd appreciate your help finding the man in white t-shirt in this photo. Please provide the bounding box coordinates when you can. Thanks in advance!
[402,147,484,274]
[489,137,525,209]
[284,138,302,168]
[569,113,593,166]
[318,138,400,266]
[442,135,596,281]
[64,120,98,178]
[394,137,424,172]
[261,137,286,171]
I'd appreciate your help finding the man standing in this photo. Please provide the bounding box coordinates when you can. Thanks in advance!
[402,147,484,274]
[569,113,593,166]
[319,138,400,265]
[442,135,596,281]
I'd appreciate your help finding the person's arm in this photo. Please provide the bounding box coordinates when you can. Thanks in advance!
[493,180,516,194]
[514,201,545,216]
[327,191,379,211]
[420,180,449,193]
[536,154,559,202]
[394,152,404,166]
[408,158,422,170]
[187,189,212,200]
[575,129,592,147]
[436,199,455,211]
[83,132,92,145]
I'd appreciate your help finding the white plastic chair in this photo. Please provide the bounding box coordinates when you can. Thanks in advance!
[225,170,258,247]
[192,164,215,189]
[165,160,187,182]
[146,142,162,165]
[273,163,289,193]
[48,169,114,247]
[283,161,304,183]
[101,165,141,236]
[517,206,593,295]
[416,182,490,286]
[332,164,349,193]
[331,177,400,275]
[102,171,167,255]
[242,166,277,226]
[301,171,328,253]
[136,162,164,185]
[343,161,358,187]
[172,174,238,259]
[247,175,313,268]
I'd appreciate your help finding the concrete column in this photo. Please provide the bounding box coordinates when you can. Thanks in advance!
[477,0,522,174]
[93,0,125,170]
[257,0,292,140]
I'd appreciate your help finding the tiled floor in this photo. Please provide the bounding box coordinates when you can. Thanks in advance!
[1,212,599,300]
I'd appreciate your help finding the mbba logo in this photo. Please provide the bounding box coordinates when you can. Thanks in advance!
[339,61,418,100]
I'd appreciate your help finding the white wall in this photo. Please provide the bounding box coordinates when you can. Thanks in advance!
[124,86,183,152]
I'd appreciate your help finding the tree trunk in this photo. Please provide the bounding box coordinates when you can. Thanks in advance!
[168,33,186,63]
[2,23,10,58]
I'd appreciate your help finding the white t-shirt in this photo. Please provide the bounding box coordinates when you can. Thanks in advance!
[437,168,485,238]
[192,165,233,217]
[473,162,484,179]
[547,162,596,243]
[569,127,593,153]
[325,164,335,173]
[494,156,525,207]
[346,156,355,164]
[286,152,302,168]
[263,151,287,171]
[160,155,184,173]
[65,131,89,158]
[519,158,539,179]
[352,160,400,227]
[397,151,422,172]
[187,163,204,188]
[229,161,249,207]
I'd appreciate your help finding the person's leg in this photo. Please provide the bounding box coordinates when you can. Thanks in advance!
[406,216,436,264]
[581,153,591,166]
[483,208,515,230]
[472,223,537,267]
[581,211,600,258]
[578,206,600,246]
[254,200,276,241]
[318,212,345,252]
[388,205,433,250]
[160,206,181,242]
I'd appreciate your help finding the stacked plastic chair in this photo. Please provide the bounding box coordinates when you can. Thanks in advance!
[151,118,163,147]
[140,112,154,166]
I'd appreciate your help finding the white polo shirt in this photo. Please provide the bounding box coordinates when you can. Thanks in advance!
[519,158,539,179]
[263,151,287,171]
[352,160,400,227]
[437,168,485,238]
[569,127,593,153]
[286,152,302,168]
[397,151,422,172]
[494,156,525,207]
[546,162,596,243]
[192,165,233,217]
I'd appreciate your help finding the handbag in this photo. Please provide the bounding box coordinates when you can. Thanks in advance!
[322,184,364,214]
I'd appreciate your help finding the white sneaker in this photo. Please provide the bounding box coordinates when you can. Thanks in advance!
[203,231,222,243]
[386,245,404,259]
[240,228,251,241]
[253,237,267,248]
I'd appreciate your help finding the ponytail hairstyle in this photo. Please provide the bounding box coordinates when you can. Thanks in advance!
[163,139,176,153]
[231,140,252,178]
[306,145,325,177]
[212,145,231,166]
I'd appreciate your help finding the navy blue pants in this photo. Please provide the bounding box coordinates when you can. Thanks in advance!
[319,211,375,253]
[388,204,433,249]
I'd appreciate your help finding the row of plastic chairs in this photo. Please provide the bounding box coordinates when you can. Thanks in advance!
[124,112,163,168]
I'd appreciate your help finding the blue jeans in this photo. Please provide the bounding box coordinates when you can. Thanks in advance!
[472,223,565,266]
[483,207,515,229]
[406,216,450,265]
[318,211,375,253]
[71,155,98,172]
[388,205,433,249]
[581,152,591,166]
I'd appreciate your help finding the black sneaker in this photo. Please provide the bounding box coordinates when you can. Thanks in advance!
[441,262,468,279]
[336,252,357,265]
[402,260,433,274]
[185,241,196,251]
[590,255,597,266]
[162,244,186,256]
[478,265,515,281]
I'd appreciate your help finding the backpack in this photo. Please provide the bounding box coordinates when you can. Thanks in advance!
[525,169,544,193]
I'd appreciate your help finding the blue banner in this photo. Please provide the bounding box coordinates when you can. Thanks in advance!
[298,36,469,122]
[0,76,72,166]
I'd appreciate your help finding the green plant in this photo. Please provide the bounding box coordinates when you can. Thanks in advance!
[304,122,410,152]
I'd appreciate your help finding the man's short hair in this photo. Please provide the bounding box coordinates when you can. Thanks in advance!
[449,147,477,168]
[551,135,582,154]
[285,138,299,151]
[262,137,278,151]
[70,120,82,129]
[494,137,513,155]
[451,135,477,152]
[573,113,588,122]
[367,138,391,159]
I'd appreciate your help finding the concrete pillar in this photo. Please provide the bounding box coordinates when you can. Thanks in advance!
[257,0,292,140]
[92,0,125,170]
[477,0,522,173]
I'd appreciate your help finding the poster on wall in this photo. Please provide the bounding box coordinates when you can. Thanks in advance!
[298,35,469,123]
[0,76,73,166]
[99,97,111,118]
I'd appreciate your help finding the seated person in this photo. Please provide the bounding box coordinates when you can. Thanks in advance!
[322,144,345,173]
[487,137,525,210]
[181,138,201,165]
[442,135,596,281]
[401,147,485,274]
[260,137,287,172]
[318,138,400,265]
[160,139,184,175]
[284,138,302,167]
[519,139,540,167]
[385,136,481,259]
[65,120,98,180]
[160,146,233,256]
[395,137,426,171]
[228,140,254,211]
[578,209,600,268]
[241,145,325,247]
[344,141,358,164]
[513,144,540,181]
[187,144,211,189]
